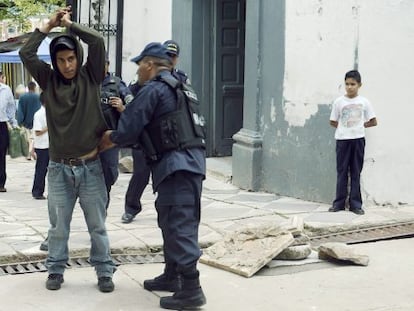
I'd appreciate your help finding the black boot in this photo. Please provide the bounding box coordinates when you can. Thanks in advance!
[144,266,181,292]
[160,273,206,310]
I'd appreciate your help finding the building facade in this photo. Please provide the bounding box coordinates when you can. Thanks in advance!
[171,0,414,207]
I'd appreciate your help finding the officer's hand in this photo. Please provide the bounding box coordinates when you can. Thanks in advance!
[109,97,125,112]
[99,130,116,152]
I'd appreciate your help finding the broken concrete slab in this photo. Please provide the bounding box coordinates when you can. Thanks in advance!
[275,244,312,260]
[318,242,369,266]
[279,216,304,237]
[200,225,294,277]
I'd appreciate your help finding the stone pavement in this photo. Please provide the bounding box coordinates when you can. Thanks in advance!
[2,156,414,311]
[1,155,414,263]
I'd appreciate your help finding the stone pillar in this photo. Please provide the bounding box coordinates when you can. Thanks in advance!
[232,0,263,191]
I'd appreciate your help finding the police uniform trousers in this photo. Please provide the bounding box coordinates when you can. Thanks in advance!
[155,170,203,275]
[124,148,151,216]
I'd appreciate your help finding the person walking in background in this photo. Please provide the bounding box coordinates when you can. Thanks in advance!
[19,6,116,293]
[14,84,26,110]
[31,92,49,200]
[0,71,18,193]
[329,70,377,215]
[99,54,133,209]
[100,42,207,310]
[16,81,41,160]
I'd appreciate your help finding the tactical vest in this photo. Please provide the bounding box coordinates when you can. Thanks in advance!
[140,75,206,162]
[101,75,122,129]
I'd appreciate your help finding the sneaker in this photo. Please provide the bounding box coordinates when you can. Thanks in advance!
[98,276,114,293]
[0,187,6,192]
[121,212,136,224]
[46,274,64,290]
[328,206,345,212]
[350,208,365,215]
[160,287,206,310]
[144,273,181,292]
[33,195,46,200]
[40,238,48,251]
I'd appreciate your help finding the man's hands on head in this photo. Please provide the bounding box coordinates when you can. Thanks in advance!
[40,6,72,33]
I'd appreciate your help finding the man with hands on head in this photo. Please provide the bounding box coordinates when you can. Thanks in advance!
[19,6,116,293]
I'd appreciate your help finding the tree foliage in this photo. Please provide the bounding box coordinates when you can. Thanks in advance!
[0,0,65,31]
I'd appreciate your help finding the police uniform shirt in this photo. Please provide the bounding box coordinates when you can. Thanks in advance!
[172,69,190,85]
[110,69,205,190]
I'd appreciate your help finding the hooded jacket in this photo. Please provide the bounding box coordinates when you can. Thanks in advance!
[19,23,107,159]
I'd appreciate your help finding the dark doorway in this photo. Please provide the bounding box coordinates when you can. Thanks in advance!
[212,0,246,156]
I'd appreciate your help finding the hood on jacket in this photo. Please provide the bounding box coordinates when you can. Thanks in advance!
[49,34,83,82]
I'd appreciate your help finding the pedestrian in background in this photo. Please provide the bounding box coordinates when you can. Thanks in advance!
[100,42,207,310]
[329,70,377,215]
[19,6,116,293]
[0,71,18,193]
[31,92,49,200]
[16,81,41,160]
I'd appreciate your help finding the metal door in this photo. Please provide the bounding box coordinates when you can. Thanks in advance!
[213,0,245,156]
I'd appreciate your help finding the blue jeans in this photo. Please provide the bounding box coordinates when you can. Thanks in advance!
[45,159,115,277]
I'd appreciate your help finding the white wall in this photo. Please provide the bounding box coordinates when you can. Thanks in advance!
[121,0,172,83]
[284,0,414,206]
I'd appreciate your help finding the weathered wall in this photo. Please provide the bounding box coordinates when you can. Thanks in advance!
[269,0,414,205]
[122,0,172,82]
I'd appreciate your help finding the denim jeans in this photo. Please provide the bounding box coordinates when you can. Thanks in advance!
[45,159,116,277]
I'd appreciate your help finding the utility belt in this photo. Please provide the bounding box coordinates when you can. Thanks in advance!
[51,154,98,167]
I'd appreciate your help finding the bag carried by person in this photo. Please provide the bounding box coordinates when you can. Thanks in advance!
[8,127,29,158]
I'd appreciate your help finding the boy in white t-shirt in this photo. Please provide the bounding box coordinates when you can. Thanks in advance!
[32,93,49,200]
[329,70,377,215]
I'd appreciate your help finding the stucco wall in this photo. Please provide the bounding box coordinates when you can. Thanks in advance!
[277,0,414,205]
[122,0,172,83]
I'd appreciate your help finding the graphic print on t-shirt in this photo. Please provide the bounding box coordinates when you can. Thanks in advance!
[341,104,363,128]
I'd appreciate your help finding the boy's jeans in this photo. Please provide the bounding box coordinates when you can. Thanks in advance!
[45,159,115,277]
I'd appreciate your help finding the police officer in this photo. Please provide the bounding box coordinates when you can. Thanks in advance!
[121,40,190,224]
[99,42,206,310]
[100,55,133,208]
[163,39,191,84]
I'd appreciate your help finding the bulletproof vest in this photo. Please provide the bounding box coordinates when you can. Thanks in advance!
[101,75,121,129]
[139,74,206,162]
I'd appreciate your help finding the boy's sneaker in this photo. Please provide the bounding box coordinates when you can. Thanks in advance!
[46,274,64,290]
[350,208,365,215]
[98,276,114,293]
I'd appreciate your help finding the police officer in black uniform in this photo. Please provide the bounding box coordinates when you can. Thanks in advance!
[99,42,207,310]
[100,55,133,207]
[121,40,190,224]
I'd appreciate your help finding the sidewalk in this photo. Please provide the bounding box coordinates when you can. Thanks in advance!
[1,156,414,310]
[0,158,414,311]
[1,156,414,263]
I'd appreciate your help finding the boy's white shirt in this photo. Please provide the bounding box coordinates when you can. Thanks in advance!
[32,106,49,149]
[330,95,376,140]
